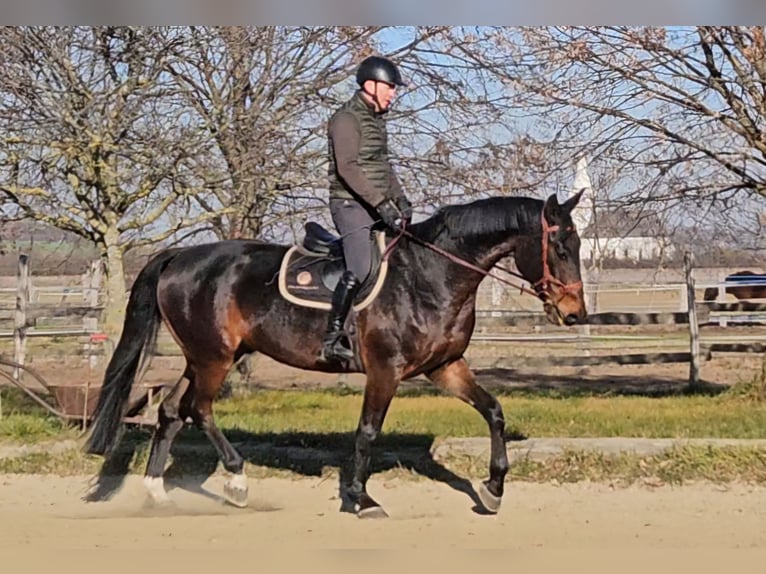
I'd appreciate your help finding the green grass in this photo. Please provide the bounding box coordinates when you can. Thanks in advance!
[0,449,99,475]
[507,445,766,486]
[0,388,79,442]
[3,443,766,487]
[206,388,766,441]
[4,380,766,444]
[0,414,76,441]
[2,366,766,484]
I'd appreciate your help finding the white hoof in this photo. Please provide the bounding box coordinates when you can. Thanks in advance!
[356,505,389,519]
[224,472,249,508]
[478,481,502,514]
[143,476,172,506]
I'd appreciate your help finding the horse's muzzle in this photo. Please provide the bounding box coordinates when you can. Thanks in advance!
[563,313,581,326]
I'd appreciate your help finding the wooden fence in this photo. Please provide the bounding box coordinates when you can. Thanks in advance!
[0,252,765,393]
[0,255,106,380]
[473,253,766,390]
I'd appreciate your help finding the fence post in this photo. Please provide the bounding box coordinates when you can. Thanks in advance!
[684,251,701,390]
[82,260,104,373]
[13,253,30,382]
[82,260,102,333]
[716,271,728,327]
[579,267,599,356]
[490,278,502,307]
[678,282,688,313]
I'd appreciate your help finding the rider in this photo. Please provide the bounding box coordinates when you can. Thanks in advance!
[319,55,413,363]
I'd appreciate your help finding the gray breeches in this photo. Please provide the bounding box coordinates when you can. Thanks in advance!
[329,198,377,282]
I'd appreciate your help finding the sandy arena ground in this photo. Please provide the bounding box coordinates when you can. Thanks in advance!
[0,472,765,550]
[3,329,766,570]
[0,475,765,572]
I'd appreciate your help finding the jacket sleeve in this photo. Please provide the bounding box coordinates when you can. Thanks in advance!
[330,112,388,208]
[388,164,405,200]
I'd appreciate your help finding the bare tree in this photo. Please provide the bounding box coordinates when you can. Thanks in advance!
[13,25,761,339]
[162,26,564,242]
[389,27,567,211]
[161,26,385,240]
[0,27,220,334]
[0,25,569,339]
[448,26,766,247]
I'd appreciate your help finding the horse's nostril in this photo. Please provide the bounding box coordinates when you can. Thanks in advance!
[564,314,578,326]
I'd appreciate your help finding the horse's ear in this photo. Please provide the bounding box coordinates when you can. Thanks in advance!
[544,193,561,222]
[561,188,585,214]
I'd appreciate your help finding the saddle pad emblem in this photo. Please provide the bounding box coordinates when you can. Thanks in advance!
[296,271,313,286]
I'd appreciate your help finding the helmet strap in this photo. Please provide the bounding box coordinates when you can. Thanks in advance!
[361,81,389,113]
[361,83,380,111]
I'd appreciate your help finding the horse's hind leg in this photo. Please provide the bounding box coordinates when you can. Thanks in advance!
[427,358,507,514]
[189,363,248,508]
[143,368,193,505]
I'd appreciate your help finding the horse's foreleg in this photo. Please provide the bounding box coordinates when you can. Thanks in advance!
[345,369,399,519]
[144,370,192,506]
[191,365,248,508]
[427,358,508,513]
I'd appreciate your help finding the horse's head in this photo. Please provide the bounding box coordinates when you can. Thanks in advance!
[515,190,588,326]
[703,287,718,301]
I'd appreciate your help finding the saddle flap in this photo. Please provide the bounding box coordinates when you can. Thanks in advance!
[279,231,388,313]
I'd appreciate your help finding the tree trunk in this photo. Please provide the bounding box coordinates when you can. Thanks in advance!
[101,226,128,340]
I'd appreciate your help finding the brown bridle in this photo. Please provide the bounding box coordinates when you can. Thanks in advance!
[531,208,583,307]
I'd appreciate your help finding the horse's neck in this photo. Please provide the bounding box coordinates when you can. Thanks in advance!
[406,233,520,301]
[439,232,518,269]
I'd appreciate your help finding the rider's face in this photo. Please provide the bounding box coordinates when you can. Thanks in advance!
[363,80,397,112]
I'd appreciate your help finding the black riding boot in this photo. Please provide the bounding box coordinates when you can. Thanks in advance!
[319,270,361,363]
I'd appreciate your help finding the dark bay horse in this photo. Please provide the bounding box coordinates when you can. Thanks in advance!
[85,191,587,517]
[703,270,766,301]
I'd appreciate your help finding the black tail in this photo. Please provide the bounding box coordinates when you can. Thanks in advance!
[85,249,180,455]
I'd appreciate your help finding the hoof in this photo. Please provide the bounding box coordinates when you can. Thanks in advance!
[223,473,249,508]
[478,481,502,514]
[144,476,172,507]
[355,493,388,519]
[357,505,389,519]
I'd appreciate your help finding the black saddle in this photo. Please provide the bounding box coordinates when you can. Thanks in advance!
[294,221,382,295]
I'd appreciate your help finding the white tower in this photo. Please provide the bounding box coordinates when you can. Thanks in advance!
[571,156,595,231]
[572,156,600,322]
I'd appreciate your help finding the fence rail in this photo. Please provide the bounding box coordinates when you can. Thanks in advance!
[0,255,105,381]
[0,253,764,394]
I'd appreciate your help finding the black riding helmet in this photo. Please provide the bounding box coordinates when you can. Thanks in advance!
[356,55,405,87]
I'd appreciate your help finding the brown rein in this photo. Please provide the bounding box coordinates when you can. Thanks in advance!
[382,207,582,304]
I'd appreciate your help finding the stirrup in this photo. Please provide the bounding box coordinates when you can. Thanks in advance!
[319,331,355,362]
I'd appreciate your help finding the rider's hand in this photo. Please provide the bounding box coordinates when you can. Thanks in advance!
[396,195,413,224]
[377,198,404,230]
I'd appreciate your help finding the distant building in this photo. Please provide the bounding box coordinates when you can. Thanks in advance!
[580,210,676,262]
[569,157,674,263]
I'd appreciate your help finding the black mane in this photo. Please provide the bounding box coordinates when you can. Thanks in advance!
[411,196,544,243]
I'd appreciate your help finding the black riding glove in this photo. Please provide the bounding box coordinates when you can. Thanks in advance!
[377,198,404,230]
[396,195,413,224]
